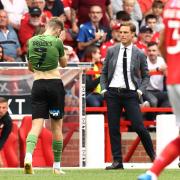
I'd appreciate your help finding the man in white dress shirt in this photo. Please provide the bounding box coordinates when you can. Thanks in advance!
[100,22,155,170]
[144,42,170,108]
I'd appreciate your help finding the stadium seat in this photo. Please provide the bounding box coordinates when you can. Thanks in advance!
[0,122,19,167]
[19,116,53,167]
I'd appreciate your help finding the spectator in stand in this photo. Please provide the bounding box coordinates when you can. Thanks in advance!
[122,0,142,34]
[143,42,170,119]
[21,0,52,28]
[100,23,122,61]
[143,14,160,44]
[141,1,165,33]
[146,42,168,105]
[71,0,114,34]
[29,0,52,25]
[0,10,22,62]
[0,45,4,62]
[135,25,153,54]
[76,5,109,59]
[19,7,42,56]
[83,46,104,108]
[44,0,65,18]
[151,0,165,32]
[137,0,167,16]
[1,0,28,30]
[0,97,13,167]
[112,0,142,24]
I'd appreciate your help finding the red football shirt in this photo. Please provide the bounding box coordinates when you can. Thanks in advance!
[100,39,115,61]
[135,40,147,54]
[151,32,160,44]
[163,0,180,84]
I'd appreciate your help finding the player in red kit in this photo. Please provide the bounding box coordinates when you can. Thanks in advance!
[138,0,180,179]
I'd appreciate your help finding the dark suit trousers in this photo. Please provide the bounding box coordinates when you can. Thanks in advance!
[105,88,155,162]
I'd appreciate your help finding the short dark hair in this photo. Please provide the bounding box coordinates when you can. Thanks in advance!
[147,41,158,48]
[120,22,136,33]
[145,14,157,23]
[116,11,131,21]
[0,97,8,103]
[152,0,164,9]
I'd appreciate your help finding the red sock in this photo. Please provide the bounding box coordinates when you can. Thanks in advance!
[150,136,180,176]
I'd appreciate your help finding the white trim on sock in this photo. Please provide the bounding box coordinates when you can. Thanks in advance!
[25,152,32,162]
[53,162,60,169]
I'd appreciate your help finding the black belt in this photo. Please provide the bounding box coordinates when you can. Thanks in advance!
[108,87,136,93]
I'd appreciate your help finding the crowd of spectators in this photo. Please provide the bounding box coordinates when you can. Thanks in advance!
[0,0,170,113]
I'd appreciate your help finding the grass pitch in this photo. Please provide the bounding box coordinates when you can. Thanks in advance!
[0,169,179,180]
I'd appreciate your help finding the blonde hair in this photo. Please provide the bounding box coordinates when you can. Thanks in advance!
[46,17,64,31]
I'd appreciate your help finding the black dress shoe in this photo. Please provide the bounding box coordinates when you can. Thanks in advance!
[105,161,124,170]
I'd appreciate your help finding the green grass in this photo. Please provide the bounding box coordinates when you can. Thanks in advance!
[0,169,180,180]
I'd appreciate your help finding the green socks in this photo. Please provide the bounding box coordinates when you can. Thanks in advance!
[26,135,63,163]
[52,140,63,162]
[26,134,38,154]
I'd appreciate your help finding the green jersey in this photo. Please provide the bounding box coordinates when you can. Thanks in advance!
[28,35,65,71]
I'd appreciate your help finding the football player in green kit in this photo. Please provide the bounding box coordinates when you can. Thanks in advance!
[24,17,67,175]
